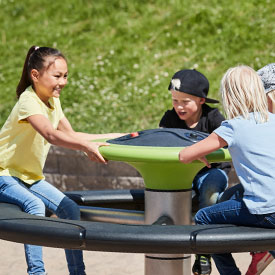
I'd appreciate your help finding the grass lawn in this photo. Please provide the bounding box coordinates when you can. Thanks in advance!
[0,0,274,132]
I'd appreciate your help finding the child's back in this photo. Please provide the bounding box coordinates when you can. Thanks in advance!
[215,112,275,214]
[178,65,275,275]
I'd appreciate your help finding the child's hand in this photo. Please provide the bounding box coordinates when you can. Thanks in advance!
[85,142,110,164]
[179,148,211,168]
[198,156,211,168]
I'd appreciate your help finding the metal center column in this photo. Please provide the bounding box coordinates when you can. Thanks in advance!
[144,188,192,275]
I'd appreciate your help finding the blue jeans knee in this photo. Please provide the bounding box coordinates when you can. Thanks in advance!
[193,168,228,209]
[194,199,275,274]
[56,196,81,220]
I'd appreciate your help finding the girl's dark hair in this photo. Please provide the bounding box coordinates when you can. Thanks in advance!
[16,46,66,99]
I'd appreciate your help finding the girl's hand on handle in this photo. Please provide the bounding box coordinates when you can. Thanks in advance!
[85,142,110,164]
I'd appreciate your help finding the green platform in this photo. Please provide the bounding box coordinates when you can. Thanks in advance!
[99,142,231,190]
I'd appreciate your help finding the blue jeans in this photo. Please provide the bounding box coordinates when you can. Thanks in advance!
[0,176,86,275]
[218,183,244,203]
[195,198,275,275]
[193,168,228,209]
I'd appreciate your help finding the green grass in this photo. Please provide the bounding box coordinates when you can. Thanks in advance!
[0,0,274,132]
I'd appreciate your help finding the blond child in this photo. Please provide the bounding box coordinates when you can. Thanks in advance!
[179,65,275,275]
[217,63,275,275]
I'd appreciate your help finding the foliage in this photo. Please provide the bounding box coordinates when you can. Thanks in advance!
[0,0,274,132]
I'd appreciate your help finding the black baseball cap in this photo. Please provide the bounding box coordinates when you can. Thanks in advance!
[168,69,219,103]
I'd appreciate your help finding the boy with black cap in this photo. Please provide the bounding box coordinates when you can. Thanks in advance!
[159,69,231,275]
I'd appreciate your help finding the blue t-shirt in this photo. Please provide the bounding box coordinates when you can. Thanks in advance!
[214,113,275,214]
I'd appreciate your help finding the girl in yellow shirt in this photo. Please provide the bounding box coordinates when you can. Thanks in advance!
[0,46,122,275]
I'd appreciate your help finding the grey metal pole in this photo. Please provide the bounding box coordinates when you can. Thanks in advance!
[144,189,192,275]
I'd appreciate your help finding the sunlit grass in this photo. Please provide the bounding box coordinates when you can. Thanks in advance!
[0,0,274,132]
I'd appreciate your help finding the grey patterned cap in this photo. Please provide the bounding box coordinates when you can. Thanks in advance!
[257,63,275,94]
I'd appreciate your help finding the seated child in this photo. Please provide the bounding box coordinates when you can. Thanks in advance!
[218,63,275,275]
[0,46,123,275]
[179,65,275,275]
[159,69,231,275]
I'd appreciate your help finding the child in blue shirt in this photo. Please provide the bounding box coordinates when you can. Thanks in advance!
[179,65,275,275]
[218,63,275,275]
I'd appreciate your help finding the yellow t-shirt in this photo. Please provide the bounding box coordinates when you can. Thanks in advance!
[0,87,64,184]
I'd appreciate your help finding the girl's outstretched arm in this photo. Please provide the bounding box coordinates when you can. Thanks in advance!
[57,116,125,141]
[178,132,227,167]
[27,114,109,163]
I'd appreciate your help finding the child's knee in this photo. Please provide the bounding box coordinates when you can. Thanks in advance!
[204,169,228,191]
[194,210,203,225]
[194,208,209,225]
[24,197,45,216]
[56,196,80,220]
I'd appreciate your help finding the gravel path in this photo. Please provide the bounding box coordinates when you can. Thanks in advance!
[1,239,275,274]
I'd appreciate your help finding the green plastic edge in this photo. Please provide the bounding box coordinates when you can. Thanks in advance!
[96,139,231,190]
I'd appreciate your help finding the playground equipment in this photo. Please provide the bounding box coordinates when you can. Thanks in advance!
[1,129,275,275]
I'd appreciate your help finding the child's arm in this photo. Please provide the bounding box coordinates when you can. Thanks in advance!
[179,132,227,167]
[27,115,108,163]
[57,116,125,141]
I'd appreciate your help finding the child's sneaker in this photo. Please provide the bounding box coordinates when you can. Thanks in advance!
[246,251,273,275]
[192,254,212,275]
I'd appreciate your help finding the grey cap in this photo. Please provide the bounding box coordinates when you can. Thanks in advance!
[257,63,275,94]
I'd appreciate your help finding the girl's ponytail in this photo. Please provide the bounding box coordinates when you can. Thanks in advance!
[16,46,36,99]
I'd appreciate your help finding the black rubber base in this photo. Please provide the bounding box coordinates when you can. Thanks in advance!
[1,200,275,254]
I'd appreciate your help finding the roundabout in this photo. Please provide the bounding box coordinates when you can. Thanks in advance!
[1,129,274,275]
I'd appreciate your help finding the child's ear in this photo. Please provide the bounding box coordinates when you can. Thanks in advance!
[30,69,39,83]
[200,98,206,105]
[267,97,275,113]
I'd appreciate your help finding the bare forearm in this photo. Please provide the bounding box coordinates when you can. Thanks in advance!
[46,129,89,151]
[27,114,109,163]
[179,133,227,164]
[56,116,125,141]
[72,132,125,141]
[179,140,214,163]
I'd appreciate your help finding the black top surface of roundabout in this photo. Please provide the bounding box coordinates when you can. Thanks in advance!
[107,128,209,147]
[2,190,275,254]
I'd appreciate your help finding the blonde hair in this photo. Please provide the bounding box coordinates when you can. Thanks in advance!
[220,65,268,123]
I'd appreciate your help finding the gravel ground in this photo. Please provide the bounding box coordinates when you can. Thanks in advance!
[1,239,275,274]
